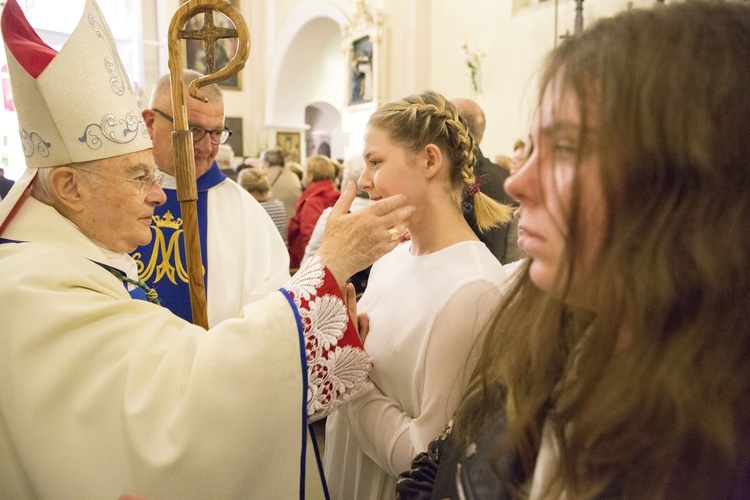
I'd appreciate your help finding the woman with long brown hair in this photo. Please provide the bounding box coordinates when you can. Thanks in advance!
[398,2,750,498]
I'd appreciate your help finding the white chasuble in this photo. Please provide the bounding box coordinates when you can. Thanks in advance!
[0,196,371,499]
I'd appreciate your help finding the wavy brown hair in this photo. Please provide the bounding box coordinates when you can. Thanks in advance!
[368,90,512,231]
[454,2,750,498]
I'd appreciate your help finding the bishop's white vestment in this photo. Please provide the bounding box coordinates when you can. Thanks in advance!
[131,164,333,497]
[0,195,372,499]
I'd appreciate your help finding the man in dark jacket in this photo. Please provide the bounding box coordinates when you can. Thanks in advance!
[0,168,14,199]
[452,98,518,263]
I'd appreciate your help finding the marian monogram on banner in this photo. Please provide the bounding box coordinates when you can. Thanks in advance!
[133,211,191,284]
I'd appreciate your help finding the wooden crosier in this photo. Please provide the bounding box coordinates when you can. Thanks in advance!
[167,0,250,328]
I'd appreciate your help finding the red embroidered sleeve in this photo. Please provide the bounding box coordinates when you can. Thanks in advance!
[283,256,373,422]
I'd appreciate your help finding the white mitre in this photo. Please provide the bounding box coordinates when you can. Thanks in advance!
[0,0,151,230]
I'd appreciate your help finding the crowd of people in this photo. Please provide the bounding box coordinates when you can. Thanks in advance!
[0,0,748,498]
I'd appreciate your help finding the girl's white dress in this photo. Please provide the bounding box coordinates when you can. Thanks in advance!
[324,240,509,500]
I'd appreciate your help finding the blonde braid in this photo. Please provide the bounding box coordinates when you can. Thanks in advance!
[448,105,514,233]
[416,95,477,199]
[473,187,514,233]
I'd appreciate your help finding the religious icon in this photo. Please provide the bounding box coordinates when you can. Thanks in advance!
[349,36,373,105]
[277,132,301,164]
[184,0,241,90]
[342,0,381,110]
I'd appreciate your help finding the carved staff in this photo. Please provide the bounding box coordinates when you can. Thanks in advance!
[167,0,250,328]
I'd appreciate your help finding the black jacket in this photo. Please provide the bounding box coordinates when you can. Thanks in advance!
[0,176,14,199]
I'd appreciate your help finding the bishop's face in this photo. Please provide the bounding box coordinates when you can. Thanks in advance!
[76,149,166,253]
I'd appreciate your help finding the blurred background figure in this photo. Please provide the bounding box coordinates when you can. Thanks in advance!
[216,144,236,181]
[301,154,373,294]
[510,138,526,173]
[260,147,301,223]
[238,168,288,245]
[285,161,304,182]
[330,157,343,189]
[504,138,528,263]
[493,154,512,175]
[0,167,14,199]
[287,155,340,270]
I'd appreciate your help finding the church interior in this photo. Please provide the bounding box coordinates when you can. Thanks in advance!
[1,0,748,496]
[0,0,667,181]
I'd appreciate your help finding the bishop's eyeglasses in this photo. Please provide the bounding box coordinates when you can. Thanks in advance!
[78,168,165,195]
[153,108,232,145]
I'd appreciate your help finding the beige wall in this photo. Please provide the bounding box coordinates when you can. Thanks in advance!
[149,0,656,161]
[423,0,655,158]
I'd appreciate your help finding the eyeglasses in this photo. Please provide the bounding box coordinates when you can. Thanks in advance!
[78,168,165,195]
[153,108,232,145]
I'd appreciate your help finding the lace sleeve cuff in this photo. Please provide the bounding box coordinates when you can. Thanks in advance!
[284,256,373,422]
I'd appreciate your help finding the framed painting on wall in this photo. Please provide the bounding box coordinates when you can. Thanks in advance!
[224,116,243,157]
[184,0,241,90]
[348,36,373,105]
[277,131,301,164]
[342,1,383,109]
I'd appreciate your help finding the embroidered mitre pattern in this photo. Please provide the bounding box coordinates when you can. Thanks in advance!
[1,0,151,168]
[285,256,373,422]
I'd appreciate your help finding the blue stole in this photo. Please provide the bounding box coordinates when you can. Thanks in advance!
[131,163,227,322]
[128,284,149,301]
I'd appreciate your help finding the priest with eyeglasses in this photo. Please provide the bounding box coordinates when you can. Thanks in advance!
[136,69,293,327]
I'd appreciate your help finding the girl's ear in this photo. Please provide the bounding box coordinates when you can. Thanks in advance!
[50,167,86,213]
[423,143,443,179]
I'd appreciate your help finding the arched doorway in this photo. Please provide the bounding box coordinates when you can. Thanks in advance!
[265,3,347,164]
[305,101,344,161]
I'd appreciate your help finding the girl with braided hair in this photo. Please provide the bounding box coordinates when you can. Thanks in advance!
[323,90,515,499]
